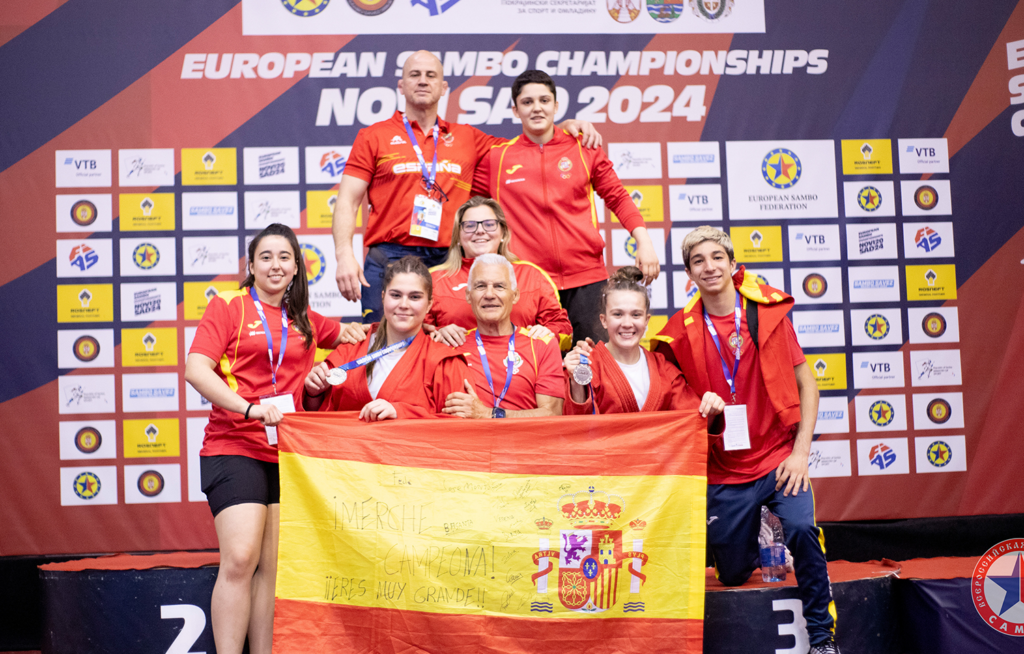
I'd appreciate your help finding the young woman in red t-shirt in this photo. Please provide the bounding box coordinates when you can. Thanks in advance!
[303,256,469,418]
[563,266,725,419]
[185,223,347,654]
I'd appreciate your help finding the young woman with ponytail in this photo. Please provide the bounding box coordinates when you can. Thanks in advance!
[563,266,726,418]
[303,255,469,419]
[185,223,346,654]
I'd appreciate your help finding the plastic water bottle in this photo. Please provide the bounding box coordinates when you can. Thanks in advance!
[758,506,787,582]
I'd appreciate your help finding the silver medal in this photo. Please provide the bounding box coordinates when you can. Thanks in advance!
[573,354,593,386]
[326,367,348,386]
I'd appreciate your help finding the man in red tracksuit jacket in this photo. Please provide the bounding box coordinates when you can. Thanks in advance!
[472,69,660,345]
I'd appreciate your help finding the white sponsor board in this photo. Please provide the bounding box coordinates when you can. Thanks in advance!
[857,438,910,476]
[305,146,351,184]
[788,224,840,261]
[725,139,838,219]
[845,222,897,260]
[790,267,843,305]
[909,349,962,387]
[848,266,900,303]
[186,417,209,502]
[58,374,116,415]
[56,194,113,233]
[59,420,117,460]
[122,372,179,413]
[119,237,178,277]
[854,394,907,432]
[56,239,114,278]
[241,0,767,35]
[903,222,955,258]
[608,142,662,180]
[125,464,183,504]
[244,190,301,228]
[243,147,300,185]
[667,141,721,178]
[911,392,965,430]
[611,228,666,266]
[907,307,959,344]
[58,329,115,369]
[60,465,118,506]
[668,183,723,222]
[120,282,178,322]
[118,148,175,187]
[852,351,905,389]
[792,310,845,348]
[897,138,949,174]
[182,192,240,230]
[914,435,967,473]
[849,308,902,347]
[300,234,364,318]
[842,181,896,218]
[814,396,850,434]
[808,439,852,478]
[56,149,111,188]
[900,180,952,217]
[183,236,240,276]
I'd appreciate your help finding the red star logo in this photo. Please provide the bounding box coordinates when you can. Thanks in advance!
[142,247,155,264]
[931,444,949,463]
[778,157,794,180]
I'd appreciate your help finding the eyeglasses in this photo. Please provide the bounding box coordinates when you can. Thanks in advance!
[460,219,500,234]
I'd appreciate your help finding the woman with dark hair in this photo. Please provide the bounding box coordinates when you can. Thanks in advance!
[184,223,346,654]
[562,266,725,419]
[304,255,469,419]
[426,196,572,349]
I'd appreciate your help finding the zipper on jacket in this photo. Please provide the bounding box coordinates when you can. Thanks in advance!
[539,142,566,289]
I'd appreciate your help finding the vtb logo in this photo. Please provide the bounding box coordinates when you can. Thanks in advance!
[680,194,708,205]
[907,146,936,157]
[64,158,97,170]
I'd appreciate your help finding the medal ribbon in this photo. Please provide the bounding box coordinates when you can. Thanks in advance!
[335,333,416,373]
[475,329,516,409]
[703,292,743,399]
[402,116,439,197]
[249,287,288,395]
[578,353,596,415]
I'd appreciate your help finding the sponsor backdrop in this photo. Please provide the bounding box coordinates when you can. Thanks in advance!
[1,0,1023,556]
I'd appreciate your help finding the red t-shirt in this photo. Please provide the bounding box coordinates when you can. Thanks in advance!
[426,259,572,349]
[462,328,563,411]
[189,289,341,463]
[704,311,805,484]
[344,111,505,248]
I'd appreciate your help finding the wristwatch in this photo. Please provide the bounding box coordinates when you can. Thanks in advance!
[491,407,506,419]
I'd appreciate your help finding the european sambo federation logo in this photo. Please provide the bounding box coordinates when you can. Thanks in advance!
[531,486,649,613]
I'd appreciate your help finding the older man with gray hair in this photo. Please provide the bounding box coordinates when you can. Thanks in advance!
[443,253,564,419]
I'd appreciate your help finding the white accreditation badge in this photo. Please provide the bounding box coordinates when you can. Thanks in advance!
[409,194,442,241]
[722,404,751,451]
[259,393,295,445]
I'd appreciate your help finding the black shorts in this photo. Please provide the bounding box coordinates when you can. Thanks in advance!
[200,455,280,517]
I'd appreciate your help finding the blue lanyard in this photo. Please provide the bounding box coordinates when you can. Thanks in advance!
[340,333,415,372]
[249,287,288,395]
[475,329,516,409]
[703,292,743,399]
[579,353,596,415]
[402,115,439,196]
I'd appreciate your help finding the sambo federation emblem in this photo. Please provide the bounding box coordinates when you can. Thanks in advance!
[762,148,802,189]
[531,486,650,613]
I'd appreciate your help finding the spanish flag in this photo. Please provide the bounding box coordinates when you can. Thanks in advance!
[274,411,708,653]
